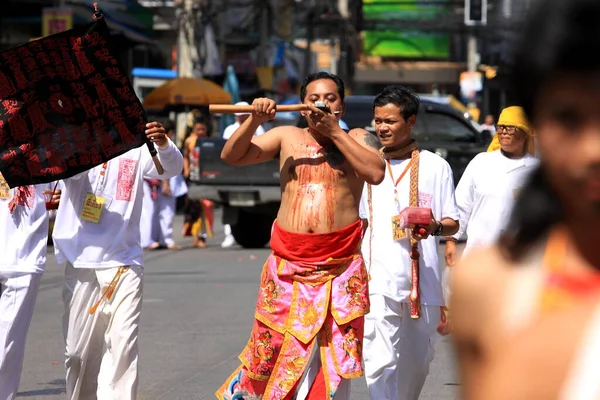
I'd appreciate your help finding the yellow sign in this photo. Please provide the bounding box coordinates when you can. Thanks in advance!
[81,194,105,224]
[42,7,73,38]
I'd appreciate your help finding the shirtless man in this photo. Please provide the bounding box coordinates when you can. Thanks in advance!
[451,0,600,398]
[216,71,385,400]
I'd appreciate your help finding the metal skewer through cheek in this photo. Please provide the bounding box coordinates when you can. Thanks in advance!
[314,101,341,115]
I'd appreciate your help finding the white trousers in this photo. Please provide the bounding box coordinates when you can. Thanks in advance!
[0,272,41,400]
[295,348,350,400]
[63,263,143,400]
[140,182,156,248]
[140,183,176,247]
[156,192,176,246]
[364,295,440,400]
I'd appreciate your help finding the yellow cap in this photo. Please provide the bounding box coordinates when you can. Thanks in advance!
[487,106,535,154]
[497,106,532,136]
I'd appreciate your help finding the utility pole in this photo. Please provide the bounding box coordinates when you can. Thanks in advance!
[303,8,314,80]
[258,6,269,68]
[464,0,486,111]
[176,0,197,146]
[467,34,478,109]
[338,0,349,18]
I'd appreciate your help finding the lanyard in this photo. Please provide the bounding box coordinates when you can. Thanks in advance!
[93,162,109,196]
[386,159,412,208]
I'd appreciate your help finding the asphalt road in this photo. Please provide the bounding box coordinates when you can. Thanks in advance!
[16,214,462,400]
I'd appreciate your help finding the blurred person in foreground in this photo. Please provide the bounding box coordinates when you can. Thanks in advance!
[445,106,539,266]
[451,0,600,398]
[216,71,385,400]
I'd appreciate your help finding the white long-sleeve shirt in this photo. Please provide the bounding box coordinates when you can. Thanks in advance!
[0,179,54,275]
[452,150,539,255]
[52,140,184,268]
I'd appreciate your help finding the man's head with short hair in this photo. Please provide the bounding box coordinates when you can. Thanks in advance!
[372,85,420,150]
[299,72,346,135]
[373,85,420,120]
[300,72,345,103]
[190,115,209,138]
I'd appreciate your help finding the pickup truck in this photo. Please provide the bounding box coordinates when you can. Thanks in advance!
[189,96,492,248]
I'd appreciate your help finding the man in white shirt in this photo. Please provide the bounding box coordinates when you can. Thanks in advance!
[360,85,459,400]
[480,114,497,134]
[445,106,539,264]
[222,101,266,140]
[141,121,188,250]
[221,102,265,248]
[140,175,188,250]
[52,121,184,400]
[0,180,59,400]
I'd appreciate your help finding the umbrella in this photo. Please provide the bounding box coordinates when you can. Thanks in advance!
[220,65,241,134]
[143,77,232,111]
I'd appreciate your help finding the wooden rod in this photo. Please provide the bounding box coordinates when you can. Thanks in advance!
[209,104,309,114]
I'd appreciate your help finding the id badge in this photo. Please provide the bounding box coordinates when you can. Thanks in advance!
[392,215,408,241]
[0,174,10,200]
[81,193,112,223]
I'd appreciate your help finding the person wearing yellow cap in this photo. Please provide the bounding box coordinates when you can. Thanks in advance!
[445,105,540,267]
[486,106,536,154]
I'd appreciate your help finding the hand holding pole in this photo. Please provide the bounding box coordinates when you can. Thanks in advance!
[209,104,310,114]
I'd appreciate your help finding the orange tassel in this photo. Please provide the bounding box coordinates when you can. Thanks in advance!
[88,266,129,314]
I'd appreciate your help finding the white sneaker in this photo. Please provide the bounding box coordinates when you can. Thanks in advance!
[221,235,236,248]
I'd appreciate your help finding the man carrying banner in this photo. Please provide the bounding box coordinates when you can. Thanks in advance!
[0,182,59,400]
[141,121,187,250]
[52,121,183,400]
[216,71,385,400]
[360,85,459,400]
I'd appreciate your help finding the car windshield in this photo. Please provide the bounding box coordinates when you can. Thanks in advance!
[342,99,375,129]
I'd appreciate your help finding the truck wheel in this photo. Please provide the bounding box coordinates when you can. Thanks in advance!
[231,211,274,248]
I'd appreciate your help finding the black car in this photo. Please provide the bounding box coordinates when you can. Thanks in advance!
[297,95,492,185]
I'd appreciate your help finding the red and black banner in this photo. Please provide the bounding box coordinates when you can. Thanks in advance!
[0,18,148,188]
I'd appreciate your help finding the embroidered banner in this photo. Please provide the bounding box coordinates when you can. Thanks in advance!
[0,18,147,188]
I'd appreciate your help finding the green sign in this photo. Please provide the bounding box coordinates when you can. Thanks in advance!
[362,0,450,59]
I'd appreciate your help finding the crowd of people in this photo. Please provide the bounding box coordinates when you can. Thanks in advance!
[2,0,600,399]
